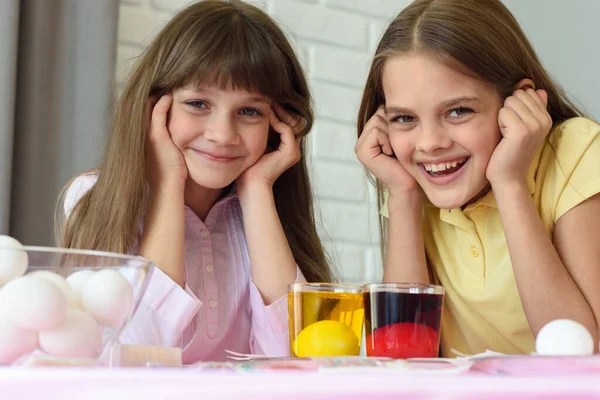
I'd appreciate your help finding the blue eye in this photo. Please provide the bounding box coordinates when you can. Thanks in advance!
[187,101,207,109]
[240,108,261,117]
[448,107,473,118]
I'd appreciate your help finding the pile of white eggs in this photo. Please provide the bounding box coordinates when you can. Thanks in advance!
[0,236,134,364]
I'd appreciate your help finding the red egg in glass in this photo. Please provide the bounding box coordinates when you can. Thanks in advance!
[363,283,444,359]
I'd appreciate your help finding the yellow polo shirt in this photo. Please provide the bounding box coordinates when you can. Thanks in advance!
[382,117,600,356]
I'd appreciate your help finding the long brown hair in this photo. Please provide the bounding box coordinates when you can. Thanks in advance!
[358,0,588,258]
[56,0,332,283]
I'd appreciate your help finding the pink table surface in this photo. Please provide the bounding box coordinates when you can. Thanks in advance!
[2,367,600,399]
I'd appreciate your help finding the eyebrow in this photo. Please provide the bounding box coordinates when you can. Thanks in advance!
[440,96,481,108]
[182,87,271,105]
[245,97,272,105]
[385,96,481,115]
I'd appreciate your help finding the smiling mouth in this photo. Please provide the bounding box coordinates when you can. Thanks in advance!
[194,149,239,163]
[421,157,468,177]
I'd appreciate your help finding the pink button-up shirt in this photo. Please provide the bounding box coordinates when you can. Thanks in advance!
[64,174,305,363]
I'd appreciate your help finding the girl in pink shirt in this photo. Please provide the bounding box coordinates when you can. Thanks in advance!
[55,0,333,363]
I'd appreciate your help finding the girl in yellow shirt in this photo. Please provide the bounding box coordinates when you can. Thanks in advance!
[356,0,600,356]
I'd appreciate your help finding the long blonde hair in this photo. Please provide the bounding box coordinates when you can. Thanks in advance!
[358,0,588,259]
[57,0,332,283]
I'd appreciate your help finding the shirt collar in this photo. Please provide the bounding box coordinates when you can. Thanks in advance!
[183,184,238,222]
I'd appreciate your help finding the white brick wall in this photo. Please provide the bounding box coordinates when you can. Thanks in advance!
[115,0,411,283]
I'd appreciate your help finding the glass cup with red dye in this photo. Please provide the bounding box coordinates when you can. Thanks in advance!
[363,283,444,359]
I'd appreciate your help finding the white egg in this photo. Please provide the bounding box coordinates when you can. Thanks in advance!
[0,235,28,286]
[536,319,594,356]
[66,269,96,309]
[0,317,38,364]
[39,309,103,358]
[28,271,77,308]
[82,269,133,328]
[0,276,67,331]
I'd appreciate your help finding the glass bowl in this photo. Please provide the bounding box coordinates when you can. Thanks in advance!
[0,244,154,366]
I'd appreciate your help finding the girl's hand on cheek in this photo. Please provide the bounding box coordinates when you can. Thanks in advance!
[145,94,188,191]
[355,106,419,197]
[237,106,302,191]
[487,88,552,189]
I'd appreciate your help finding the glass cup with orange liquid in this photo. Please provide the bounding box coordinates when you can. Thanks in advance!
[288,283,364,357]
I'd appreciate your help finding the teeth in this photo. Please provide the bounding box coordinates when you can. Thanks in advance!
[423,158,465,173]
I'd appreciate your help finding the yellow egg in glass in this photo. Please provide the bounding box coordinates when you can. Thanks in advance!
[288,283,364,357]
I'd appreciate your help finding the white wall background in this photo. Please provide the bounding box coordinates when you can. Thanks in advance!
[116,0,600,284]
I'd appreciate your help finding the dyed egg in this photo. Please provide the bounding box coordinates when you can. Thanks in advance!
[0,318,38,364]
[536,319,594,356]
[0,276,67,330]
[0,235,28,286]
[293,320,359,357]
[82,269,133,327]
[39,309,103,358]
[28,271,76,308]
[66,270,96,309]
[366,322,439,359]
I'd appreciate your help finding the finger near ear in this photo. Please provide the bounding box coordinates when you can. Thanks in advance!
[272,103,289,122]
[513,78,535,92]
[149,94,173,140]
[278,126,297,148]
[381,142,394,156]
[268,108,283,128]
[525,89,547,112]
[536,89,549,107]
[498,107,522,135]
[274,103,305,132]
[154,94,172,115]
[377,130,394,156]
[151,95,172,132]
[513,89,542,113]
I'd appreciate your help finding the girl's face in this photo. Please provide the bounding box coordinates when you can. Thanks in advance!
[382,54,503,209]
[169,85,272,189]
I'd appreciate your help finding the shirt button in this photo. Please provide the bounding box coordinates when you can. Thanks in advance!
[200,230,209,238]
[470,246,480,258]
[206,264,214,273]
[209,299,217,308]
